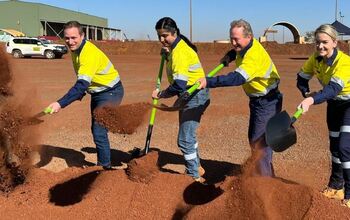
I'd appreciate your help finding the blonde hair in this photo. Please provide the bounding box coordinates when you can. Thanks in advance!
[314,24,338,41]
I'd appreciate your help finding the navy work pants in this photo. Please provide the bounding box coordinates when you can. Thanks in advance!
[327,100,350,199]
[248,90,283,176]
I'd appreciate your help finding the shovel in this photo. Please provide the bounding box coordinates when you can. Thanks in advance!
[154,63,225,112]
[265,108,303,152]
[130,55,165,158]
[26,107,53,125]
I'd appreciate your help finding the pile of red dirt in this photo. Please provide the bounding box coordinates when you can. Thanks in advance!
[1,152,350,219]
[126,150,159,184]
[92,40,350,56]
[177,150,350,219]
[184,176,350,219]
[94,102,151,134]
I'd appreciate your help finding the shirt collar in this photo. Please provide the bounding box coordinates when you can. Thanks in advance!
[74,39,86,55]
[316,49,338,66]
[171,36,181,50]
[239,39,253,57]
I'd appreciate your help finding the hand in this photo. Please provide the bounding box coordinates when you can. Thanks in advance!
[152,89,161,99]
[298,97,314,114]
[47,102,61,114]
[220,49,236,67]
[160,47,169,57]
[197,77,207,89]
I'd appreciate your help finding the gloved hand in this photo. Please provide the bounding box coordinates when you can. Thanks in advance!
[220,49,236,67]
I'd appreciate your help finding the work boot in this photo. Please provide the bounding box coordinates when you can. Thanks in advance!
[103,162,128,171]
[198,166,205,177]
[193,176,205,183]
[321,187,344,200]
[342,199,350,208]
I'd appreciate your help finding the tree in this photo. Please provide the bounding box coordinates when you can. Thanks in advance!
[304,31,315,43]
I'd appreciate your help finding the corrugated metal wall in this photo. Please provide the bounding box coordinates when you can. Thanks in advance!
[0,0,110,39]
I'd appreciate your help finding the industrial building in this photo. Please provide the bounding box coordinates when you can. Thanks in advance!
[0,0,122,41]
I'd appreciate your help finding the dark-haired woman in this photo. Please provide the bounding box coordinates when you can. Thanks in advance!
[152,17,209,182]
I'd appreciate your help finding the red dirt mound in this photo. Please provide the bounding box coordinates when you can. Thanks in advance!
[126,151,159,184]
[94,102,151,134]
[93,40,349,57]
[184,175,350,219]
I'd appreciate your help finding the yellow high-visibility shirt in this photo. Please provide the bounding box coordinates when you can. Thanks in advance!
[71,40,120,93]
[166,39,205,86]
[235,38,280,97]
[298,50,350,100]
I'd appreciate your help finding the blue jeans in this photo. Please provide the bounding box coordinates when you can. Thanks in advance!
[249,90,283,176]
[178,88,210,178]
[90,81,124,167]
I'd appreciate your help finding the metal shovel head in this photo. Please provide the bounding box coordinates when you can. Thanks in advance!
[265,111,297,152]
[26,111,48,125]
[152,103,182,111]
[154,92,190,112]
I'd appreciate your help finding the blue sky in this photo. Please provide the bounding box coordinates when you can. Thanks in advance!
[22,0,350,42]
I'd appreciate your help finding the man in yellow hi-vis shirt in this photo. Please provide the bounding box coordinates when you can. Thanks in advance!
[198,19,282,177]
[47,21,124,170]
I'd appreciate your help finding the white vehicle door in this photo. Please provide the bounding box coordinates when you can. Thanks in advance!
[19,39,32,55]
[30,39,43,55]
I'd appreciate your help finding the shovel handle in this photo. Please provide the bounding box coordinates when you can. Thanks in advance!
[187,63,225,95]
[43,107,53,114]
[149,55,166,125]
[291,108,303,124]
[155,55,166,90]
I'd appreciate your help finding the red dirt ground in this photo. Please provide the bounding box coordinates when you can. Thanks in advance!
[0,41,350,219]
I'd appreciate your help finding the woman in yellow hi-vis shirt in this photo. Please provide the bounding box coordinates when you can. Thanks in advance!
[297,24,350,208]
[152,17,209,182]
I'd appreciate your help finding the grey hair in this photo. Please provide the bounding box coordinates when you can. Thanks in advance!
[314,24,338,41]
[230,19,253,37]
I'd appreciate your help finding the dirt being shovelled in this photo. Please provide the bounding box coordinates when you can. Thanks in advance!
[0,49,13,97]
[94,102,151,134]
[0,49,42,193]
[126,150,159,184]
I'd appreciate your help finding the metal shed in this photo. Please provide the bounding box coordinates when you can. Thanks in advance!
[0,0,122,40]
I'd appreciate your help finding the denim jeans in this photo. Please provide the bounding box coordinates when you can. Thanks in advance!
[178,88,210,178]
[248,91,283,176]
[90,81,124,166]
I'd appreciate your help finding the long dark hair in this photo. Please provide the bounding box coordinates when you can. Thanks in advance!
[155,17,197,52]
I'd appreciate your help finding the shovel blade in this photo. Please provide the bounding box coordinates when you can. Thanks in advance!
[153,103,184,112]
[153,92,189,112]
[266,111,297,152]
